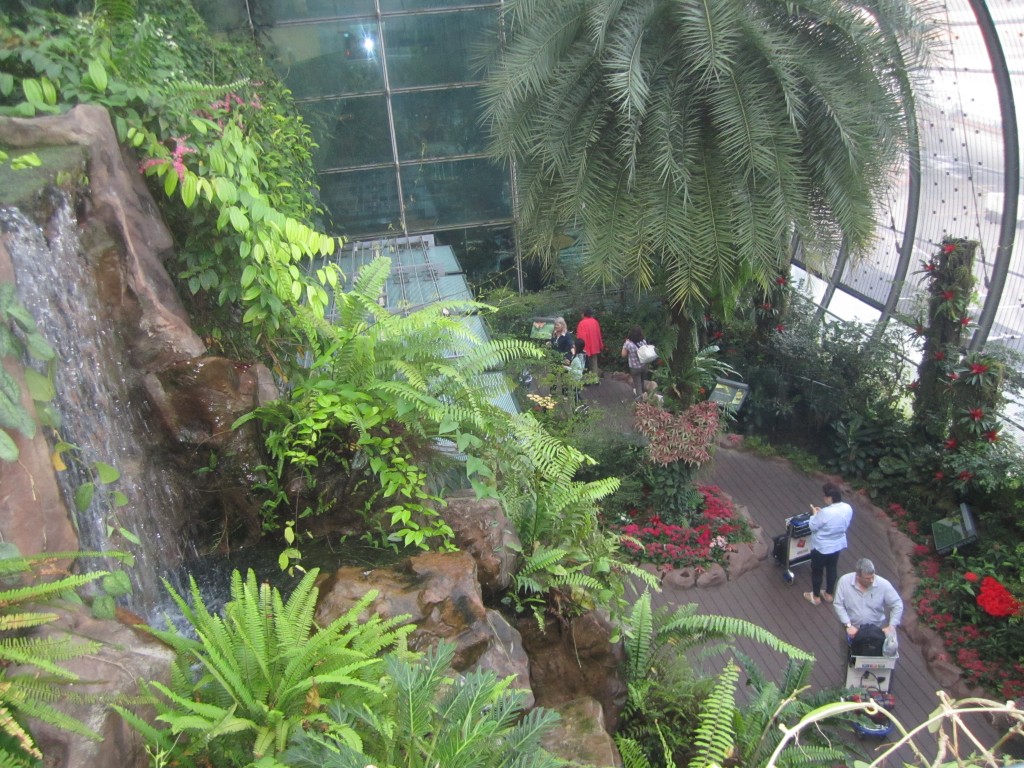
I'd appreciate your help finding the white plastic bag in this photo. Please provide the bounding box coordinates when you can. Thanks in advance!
[882,630,898,657]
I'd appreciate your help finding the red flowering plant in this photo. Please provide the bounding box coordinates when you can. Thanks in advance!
[618,402,754,571]
[618,485,755,572]
[913,548,1024,698]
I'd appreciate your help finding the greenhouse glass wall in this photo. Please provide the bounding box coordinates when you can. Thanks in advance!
[200,0,1024,384]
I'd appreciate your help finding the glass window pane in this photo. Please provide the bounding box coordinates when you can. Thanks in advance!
[392,88,487,161]
[382,10,497,88]
[319,169,402,235]
[266,21,384,98]
[402,159,511,230]
[298,97,392,167]
[268,0,374,23]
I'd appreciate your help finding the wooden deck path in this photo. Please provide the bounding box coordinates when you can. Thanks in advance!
[579,378,1007,761]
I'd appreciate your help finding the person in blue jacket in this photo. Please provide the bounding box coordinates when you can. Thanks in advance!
[803,481,854,605]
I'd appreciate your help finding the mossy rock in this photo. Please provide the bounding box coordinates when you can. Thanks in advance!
[0,143,88,207]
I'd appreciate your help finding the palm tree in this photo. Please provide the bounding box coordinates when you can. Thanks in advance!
[481,0,930,381]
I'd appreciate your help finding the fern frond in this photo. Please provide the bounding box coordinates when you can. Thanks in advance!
[0,702,41,761]
[0,572,109,607]
[656,610,813,661]
[615,736,653,768]
[688,661,739,768]
[0,635,102,676]
[624,590,655,680]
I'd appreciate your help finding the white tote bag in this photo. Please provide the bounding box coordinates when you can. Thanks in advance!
[637,343,658,365]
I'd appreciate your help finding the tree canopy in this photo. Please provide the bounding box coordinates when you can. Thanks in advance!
[481,0,932,315]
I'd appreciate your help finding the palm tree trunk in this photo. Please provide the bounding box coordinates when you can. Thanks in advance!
[668,302,699,406]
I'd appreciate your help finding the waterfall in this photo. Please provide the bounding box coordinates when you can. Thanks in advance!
[0,193,196,621]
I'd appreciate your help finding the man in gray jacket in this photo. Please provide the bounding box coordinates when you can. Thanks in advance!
[833,558,904,639]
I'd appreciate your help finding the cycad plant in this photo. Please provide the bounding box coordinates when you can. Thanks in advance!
[481,0,932,373]
[0,548,123,766]
[281,639,566,768]
[119,568,415,767]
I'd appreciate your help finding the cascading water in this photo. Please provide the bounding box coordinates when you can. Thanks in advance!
[1,192,197,622]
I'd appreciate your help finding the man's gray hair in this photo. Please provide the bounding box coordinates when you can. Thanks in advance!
[855,558,876,575]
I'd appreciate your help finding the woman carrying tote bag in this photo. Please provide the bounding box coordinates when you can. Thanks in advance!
[621,325,654,401]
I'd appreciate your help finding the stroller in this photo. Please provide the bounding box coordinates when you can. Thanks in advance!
[771,512,812,583]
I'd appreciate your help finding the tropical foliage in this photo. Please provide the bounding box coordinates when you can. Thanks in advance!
[0,1,331,353]
[235,256,546,548]
[493,412,659,630]
[0,548,128,766]
[0,283,56,463]
[481,0,931,372]
[615,590,822,767]
[119,568,415,767]
[280,640,566,768]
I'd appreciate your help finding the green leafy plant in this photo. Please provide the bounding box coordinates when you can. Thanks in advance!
[236,256,546,550]
[280,639,566,768]
[0,5,332,352]
[616,590,814,767]
[120,568,415,767]
[0,283,57,462]
[0,547,129,765]
[493,413,658,630]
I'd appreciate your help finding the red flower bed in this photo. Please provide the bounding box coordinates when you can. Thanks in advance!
[891,500,1024,699]
[617,485,754,571]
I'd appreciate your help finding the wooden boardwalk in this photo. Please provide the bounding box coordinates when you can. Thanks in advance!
[579,378,1008,761]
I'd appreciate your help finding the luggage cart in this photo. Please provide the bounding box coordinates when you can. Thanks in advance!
[845,646,898,739]
[771,512,812,583]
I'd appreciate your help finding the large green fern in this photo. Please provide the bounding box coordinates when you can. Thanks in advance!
[618,591,818,767]
[125,568,415,766]
[688,661,740,768]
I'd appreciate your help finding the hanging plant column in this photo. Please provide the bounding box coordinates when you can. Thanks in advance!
[911,237,978,441]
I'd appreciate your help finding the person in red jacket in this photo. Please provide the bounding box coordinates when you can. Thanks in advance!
[575,308,604,379]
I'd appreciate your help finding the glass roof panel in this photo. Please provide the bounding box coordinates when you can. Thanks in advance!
[381,9,496,87]
[298,96,392,167]
[265,19,385,98]
[402,158,511,231]
[318,168,402,235]
[392,87,488,161]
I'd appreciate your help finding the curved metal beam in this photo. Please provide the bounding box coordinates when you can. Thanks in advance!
[967,0,1018,351]
[875,36,923,338]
